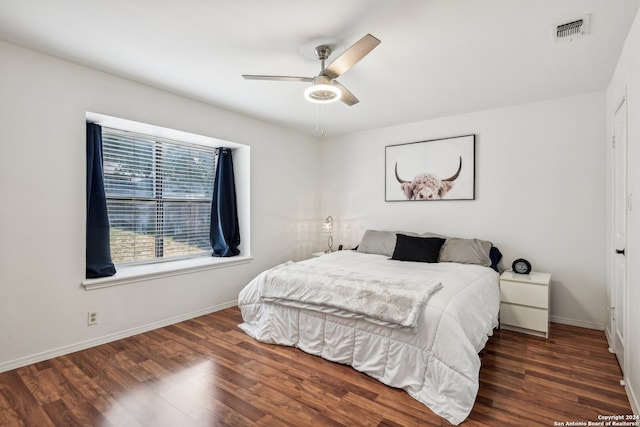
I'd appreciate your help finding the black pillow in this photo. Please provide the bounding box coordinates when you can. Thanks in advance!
[391,234,445,263]
[489,246,503,272]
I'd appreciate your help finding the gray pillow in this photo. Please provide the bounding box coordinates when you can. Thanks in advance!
[357,230,418,257]
[439,238,492,266]
[357,230,397,256]
[421,231,447,239]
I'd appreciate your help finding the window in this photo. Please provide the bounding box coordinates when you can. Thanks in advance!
[102,127,218,265]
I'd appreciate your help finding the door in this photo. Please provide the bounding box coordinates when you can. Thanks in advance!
[612,94,627,371]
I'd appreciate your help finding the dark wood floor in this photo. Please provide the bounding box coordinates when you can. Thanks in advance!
[0,307,631,426]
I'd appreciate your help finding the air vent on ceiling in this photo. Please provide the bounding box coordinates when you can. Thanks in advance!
[553,14,591,43]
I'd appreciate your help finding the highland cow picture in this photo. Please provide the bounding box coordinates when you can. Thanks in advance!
[385,134,475,201]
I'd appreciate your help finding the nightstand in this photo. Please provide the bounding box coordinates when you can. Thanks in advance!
[499,270,551,338]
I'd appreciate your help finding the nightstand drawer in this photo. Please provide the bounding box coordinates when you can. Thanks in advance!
[500,280,548,309]
[500,303,548,333]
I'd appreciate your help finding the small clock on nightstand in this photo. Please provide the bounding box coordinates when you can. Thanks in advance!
[511,258,532,274]
[499,270,551,338]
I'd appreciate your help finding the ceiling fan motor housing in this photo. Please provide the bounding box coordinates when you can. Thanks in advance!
[315,46,332,63]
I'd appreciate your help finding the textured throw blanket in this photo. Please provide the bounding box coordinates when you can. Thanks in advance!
[260,262,442,329]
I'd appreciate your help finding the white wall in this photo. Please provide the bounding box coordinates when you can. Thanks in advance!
[606,6,640,415]
[0,32,632,412]
[0,40,321,371]
[320,92,607,329]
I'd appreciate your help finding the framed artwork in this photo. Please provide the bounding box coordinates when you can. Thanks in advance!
[385,134,475,201]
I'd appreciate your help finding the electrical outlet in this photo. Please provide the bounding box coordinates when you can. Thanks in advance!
[87,312,98,326]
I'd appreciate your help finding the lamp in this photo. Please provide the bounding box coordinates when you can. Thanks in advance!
[322,215,334,253]
[304,76,342,104]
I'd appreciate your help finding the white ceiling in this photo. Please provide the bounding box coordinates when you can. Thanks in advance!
[1,0,638,137]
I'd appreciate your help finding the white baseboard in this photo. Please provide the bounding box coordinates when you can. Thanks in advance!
[0,300,237,374]
[550,315,604,331]
[627,379,639,416]
[604,326,614,347]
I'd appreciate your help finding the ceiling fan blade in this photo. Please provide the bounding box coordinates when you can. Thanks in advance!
[321,34,381,79]
[242,75,314,82]
[333,80,359,106]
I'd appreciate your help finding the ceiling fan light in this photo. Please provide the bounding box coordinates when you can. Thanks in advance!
[304,83,342,104]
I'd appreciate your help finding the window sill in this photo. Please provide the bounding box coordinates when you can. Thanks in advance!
[82,255,253,291]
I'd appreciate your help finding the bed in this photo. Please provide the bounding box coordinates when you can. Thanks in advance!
[238,231,501,425]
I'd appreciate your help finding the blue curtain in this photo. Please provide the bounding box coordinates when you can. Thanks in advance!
[86,122,116,278]
[210,148,240,257]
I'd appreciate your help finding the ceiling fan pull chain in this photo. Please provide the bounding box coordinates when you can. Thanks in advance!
[315,104,325,137]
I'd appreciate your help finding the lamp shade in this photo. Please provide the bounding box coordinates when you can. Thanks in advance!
[322,215,333,232]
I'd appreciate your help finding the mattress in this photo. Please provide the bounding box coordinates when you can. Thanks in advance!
[238,250,500,425]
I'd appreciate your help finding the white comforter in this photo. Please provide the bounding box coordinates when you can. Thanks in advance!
[238,251,500,425]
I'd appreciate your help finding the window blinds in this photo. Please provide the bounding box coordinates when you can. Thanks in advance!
[102,127,218,264]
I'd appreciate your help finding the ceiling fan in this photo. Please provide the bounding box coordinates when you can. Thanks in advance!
[242,34,381,106]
